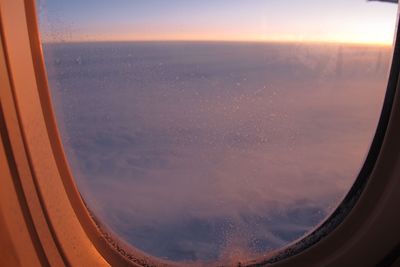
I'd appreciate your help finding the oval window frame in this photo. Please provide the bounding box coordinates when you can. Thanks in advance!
[0,0,400,266]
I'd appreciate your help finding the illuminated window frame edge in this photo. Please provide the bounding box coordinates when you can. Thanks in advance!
[1,1,126,267]
[0,36,46,267]
[11,0,164,266]
[0,0,399,266]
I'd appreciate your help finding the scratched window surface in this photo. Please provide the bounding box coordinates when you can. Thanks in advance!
[36,0,398,265]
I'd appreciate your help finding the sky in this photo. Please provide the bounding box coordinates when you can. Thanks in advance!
[37,1,398,45]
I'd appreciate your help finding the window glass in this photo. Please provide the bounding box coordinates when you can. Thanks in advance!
[36,0,398,264]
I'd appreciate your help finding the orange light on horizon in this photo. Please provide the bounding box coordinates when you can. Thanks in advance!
[42,24,396,46]
[42,15,397,47]
[39,0,398,48]
[44,32,394,47]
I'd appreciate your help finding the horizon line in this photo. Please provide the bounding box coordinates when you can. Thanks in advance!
[41,39,393,47]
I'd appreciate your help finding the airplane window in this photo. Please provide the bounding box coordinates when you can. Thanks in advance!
[36,0,398,265]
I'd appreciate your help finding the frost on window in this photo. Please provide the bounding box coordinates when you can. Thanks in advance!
[37,0,398,265]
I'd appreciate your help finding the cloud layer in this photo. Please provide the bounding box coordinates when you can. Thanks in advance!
[44,42,391,263]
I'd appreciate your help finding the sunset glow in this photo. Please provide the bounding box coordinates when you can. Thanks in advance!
[62,32,395,46]
[38,0,398,45]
